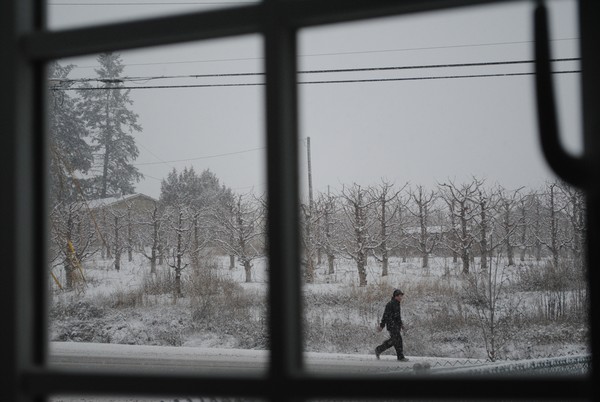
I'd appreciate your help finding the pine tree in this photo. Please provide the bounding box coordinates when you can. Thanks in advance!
[160,167,235,271]
[48,62,94,204]
[78,52,142,199]
[160,166,232,211]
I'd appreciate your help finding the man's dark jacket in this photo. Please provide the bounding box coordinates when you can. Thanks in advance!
[379,297,403,333]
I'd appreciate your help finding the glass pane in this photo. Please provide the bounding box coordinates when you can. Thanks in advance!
[298,0,588,376]
[47,0,261,30]
[47,36,268,375]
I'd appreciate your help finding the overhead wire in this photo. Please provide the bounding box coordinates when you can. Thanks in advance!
[133,146,265,166]
[51,57,580,83]
[53,71,581,90]
[50,57,580,91]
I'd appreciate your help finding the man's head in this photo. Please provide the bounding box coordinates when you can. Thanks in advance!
[393,288,404,298]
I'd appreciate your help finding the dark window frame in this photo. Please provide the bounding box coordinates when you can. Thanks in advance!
[1,0,597,401]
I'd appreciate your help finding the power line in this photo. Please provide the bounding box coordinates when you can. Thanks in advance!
[51,57,581,88]
[51,57,580,84]
[300,70,579,85]
[52,70,580,91]
[133,146,265,166]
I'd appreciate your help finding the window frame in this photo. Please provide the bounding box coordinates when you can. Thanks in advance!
[1,0,596,400]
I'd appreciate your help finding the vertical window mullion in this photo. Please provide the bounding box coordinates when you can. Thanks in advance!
[0,0,20,398]
[264,0,303,399]
[579,0,600,380]
[1,0,45,401]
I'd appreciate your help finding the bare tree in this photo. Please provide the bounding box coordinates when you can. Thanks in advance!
[537,181,571,269]
[138,201,163,274]
[463,254,516,361]
[50,201,98,290]
[300,199,319,283]
[557,181,586,269]
[213,193,265,283]
[126,208,133,262]
[94,207,112,260]
[165,205,192,297]
[439,179,480,274]
[338,183,380,286]
[516,191,535,262]
[107,208,128,271]
[368,180,406,276]
[559,182,589,314]
[472,181,499,271]
[442,196,460,265]
[395,194,412,263]
[530,182,579,320]
[497,186,525,266]
[315,187,338,275]
[189,209,212,271]
[407,185,440,269]
[530,192,544,262]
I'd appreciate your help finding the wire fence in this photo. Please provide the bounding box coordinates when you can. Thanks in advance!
[367,354,591,376]
[433,354,591,376]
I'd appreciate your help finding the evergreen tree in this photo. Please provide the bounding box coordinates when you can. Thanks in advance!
[160,166,232,211]
[48,62,94,204]
[78,52,142,199]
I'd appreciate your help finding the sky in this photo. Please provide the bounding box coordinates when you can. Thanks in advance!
[47,0,581,200]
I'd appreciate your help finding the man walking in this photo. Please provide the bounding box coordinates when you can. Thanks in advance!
[375,288,408,361]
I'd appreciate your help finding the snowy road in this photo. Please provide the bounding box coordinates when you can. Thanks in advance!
[48,342,491,376]
[46,343,589,402]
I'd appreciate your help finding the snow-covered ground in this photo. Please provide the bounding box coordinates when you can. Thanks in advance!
[47,252,590,401]
[48,253,590,367]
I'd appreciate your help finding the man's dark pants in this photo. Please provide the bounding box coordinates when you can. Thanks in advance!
[375,330,404,360]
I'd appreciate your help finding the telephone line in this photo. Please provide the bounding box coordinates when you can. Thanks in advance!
[133,146,265,166]
[52,69,580,91]
[51,57,580,84]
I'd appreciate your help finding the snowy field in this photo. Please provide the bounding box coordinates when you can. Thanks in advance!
[49,252,590,362]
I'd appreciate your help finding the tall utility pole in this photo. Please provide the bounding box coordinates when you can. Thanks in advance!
[305,137,315,283]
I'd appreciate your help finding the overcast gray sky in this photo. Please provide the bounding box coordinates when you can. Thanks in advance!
[48,0,581,200]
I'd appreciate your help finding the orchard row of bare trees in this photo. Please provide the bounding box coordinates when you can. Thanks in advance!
[50,175,586,291]
[301,177,586,286]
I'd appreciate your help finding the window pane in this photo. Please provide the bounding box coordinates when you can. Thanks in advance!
[298,0,588,376]
[47,0,261,30]
[47,36,269,375]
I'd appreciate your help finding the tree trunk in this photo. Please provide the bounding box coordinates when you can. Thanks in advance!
[327,253,335,275]
[114,215,120,271]
[480,203,488,271]
[462,249,470,274]
[381,240,389,276]
[244,260,252,283]
[357,250,367,286]
[127,212,133,262]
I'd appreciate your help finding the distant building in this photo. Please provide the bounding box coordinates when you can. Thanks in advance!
[86,193,158,214]
[84,193,159,256]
